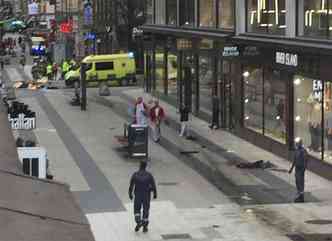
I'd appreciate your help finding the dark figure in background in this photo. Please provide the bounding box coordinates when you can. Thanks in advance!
[179,105,190,137]
[289,139,308,203]
[209,95,220,129]
[129,161,157,233]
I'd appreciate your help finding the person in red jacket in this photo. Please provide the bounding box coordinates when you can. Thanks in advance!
[149,100,165,142]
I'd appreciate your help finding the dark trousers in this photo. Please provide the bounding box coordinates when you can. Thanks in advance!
[295,168,305,196]
[134,195,151,226]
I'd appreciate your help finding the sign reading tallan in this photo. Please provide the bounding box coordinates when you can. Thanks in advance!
[8,101,36,130]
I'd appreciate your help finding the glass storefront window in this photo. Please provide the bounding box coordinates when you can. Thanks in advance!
[146,0,153,24]
[199,0,216,28]
[155,0,166,24]
[264,69,287,143]
[167,52,178,97]
[324,81,332,163]
[155,49,165,94]
[219,0,235,29]
[166,0,177,25]
[298,0,332,39]
[247,0,286,34]
[243,66,264,133]
[294,75,322,160]
[199,55,214,117]
[180,0,195,26]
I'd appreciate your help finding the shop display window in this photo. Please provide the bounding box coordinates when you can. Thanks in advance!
[298,0,332,39]
[294,75,323,160]
[324,81,332,163]
[218,0,235,29]
[155,49,165,94]
[155,0,166,24]
[166,0,177,25]
[243,66,264,133]
[180,0,195,26]
[264,69,287,144]
[199,55,215,117]
[167,52,178,97]
[199,0,216,28]
[247,0,286,35]
[243,66,287,143]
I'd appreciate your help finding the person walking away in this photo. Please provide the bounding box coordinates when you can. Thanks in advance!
[150,100,165,142]
[135,97,148,125]
[289,138,308,203]
[179,105,189,137]
[20,55,26,69]
[129,161,157,233]
[46,63,53,80]
[62,60,69,79]
[209,94,220,129]
[52,63,58,81]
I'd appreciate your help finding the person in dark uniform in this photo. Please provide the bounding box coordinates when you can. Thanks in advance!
[209,94,220,129]
[129,161,157,233]
[289,138,308,203]
[179,105,189,137]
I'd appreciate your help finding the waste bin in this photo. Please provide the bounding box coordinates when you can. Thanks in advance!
[128,124,148,158]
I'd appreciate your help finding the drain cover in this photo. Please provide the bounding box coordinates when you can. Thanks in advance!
[288,234,332,241]
[161,233,192,240]
[305,220,332,225]
[158,182,179,186]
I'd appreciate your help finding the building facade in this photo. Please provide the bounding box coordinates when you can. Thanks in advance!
[142,0,332,169]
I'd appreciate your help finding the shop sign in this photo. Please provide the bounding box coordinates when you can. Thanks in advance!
[8,114,36,130]
[313,80,323,102]
[276,51,298,67]
[242,46,260,56]
[199,39,214,49]
[222,46,240,57]
[177,39,192,50]
[8,102,36,130]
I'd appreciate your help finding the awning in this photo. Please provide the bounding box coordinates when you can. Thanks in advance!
[141,24,233,40]
[232,35,332,55]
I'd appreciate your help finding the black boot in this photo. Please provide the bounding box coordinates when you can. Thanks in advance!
[135,222,142,232]
[294,194,304,203]
[143,225,148,233]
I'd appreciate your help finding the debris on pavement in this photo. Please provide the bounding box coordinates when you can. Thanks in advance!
[236,160,275,169]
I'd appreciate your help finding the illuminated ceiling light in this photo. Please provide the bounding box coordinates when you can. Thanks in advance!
[257,0,262,23]
[275,0,279,25]
[295,137,301,143]
[245,116,250,120]
[243,71,250,77]
[245,98,249,103]
[294,78,301,85]
[245,209,253,213]
[295,116,301,122]
[276,116,280,120]
[297,98,302,102]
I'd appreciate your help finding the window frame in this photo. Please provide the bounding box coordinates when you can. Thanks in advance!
[246,0,286,35]
[198,0,217,28]
[297,0,332,39]
[95,62,114,71]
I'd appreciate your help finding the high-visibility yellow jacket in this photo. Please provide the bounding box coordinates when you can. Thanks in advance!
[62,61,70,72]
[46,64,53,74]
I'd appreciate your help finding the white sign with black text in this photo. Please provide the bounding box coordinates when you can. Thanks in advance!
[313,80,323,102]
[276,51,298,67]
[8,113,36,130]
[222,46,240,57]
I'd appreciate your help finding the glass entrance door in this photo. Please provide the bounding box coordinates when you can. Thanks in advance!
[219,61,235,129]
